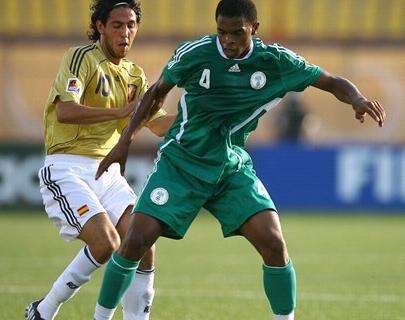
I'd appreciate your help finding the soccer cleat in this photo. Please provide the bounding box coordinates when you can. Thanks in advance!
[25,299,45,320]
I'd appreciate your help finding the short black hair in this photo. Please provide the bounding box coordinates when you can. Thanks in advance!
[215,0,257,24]
[88,0,142,41]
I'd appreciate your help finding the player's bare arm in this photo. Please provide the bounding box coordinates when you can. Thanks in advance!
[146,114,177,137]
[122,76,174,143]
[55,98,136,124]
[312,71,387,127]
[96,76,174,178]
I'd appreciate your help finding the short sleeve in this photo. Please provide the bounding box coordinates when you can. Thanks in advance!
[131,65,167,123]
[277,46,322,92]
[162,41,195,87]
[50,47,91,104]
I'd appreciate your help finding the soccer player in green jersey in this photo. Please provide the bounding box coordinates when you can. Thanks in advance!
[93,0,386,319]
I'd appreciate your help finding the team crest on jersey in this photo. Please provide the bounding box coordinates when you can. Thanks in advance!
[150,187,169,205]
[250,71,267,90]
[66,78,82,95]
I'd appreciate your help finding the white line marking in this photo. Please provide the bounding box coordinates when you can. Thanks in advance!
[1,285,403,303]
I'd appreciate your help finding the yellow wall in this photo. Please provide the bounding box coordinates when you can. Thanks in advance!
[0,0,404,40]
[0,41,403,144]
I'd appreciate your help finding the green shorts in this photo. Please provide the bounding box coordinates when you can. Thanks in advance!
[134,153,277,239]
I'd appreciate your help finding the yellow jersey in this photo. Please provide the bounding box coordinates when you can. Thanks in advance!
[44,41,165,157]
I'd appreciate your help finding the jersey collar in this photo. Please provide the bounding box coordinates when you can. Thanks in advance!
[216,36,254,61]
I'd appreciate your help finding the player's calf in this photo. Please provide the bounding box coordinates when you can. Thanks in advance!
[34,245,102,320]
[240,210,296,319]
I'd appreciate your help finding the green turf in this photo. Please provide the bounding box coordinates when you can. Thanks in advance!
[1,211,404,319]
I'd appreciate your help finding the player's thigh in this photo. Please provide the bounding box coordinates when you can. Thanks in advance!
[205,164,277,238]
[135,153,212,239]
[115,205,134,239]
[239,209,289,266]
[38,164,107,242]
[97,163,137,228]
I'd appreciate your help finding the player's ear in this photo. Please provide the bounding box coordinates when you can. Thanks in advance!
[96,20,105,36]
[252,22,259,36]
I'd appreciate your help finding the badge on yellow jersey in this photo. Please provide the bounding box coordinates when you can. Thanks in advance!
[66,78,82,95]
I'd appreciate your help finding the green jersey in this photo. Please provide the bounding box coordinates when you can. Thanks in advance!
[161,35,322,184]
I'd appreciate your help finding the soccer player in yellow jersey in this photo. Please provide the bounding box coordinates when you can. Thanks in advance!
[25,1,174,319]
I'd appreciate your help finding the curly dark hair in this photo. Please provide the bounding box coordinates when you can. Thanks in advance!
[215,0,257,24]
[88,0,142,41]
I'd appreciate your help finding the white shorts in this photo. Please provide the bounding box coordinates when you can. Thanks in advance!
[38,154,137,241]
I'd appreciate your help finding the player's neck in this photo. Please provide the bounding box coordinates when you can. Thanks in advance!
[238,45,252,59]
[216,37,254,60]
[99,40,121,65]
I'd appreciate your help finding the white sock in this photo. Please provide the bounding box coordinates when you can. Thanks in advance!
[38,246,101,319]
[122,269,155,320]
[274,312,294,320]
[94,303,116,320]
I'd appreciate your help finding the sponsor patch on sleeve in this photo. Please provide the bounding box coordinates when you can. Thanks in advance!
[66,78,82,95]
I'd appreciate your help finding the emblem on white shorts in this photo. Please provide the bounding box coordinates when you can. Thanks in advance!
[150,188,169,205]
[250,71,266,90]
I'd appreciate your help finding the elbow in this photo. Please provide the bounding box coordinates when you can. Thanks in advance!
[147,123,166,137]
[56,108,70,124]
[154,131,165,138]
[155,130,166,138]
[56,108,68,123]
[56,102,74,124]
[330,76,348,93]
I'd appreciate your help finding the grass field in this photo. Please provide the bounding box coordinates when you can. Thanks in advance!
[1,211,404,320]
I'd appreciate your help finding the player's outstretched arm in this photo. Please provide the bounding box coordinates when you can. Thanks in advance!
[146,114,177,137]
[96,75,174,179]
[311,70,386,127]
[56,99,136,124]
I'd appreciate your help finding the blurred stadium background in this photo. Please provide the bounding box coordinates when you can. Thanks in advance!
[1,0,405,208]
[0,0,404,319]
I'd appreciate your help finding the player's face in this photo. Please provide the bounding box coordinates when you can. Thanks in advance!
[216,15,259,59]
[98,7,138,62]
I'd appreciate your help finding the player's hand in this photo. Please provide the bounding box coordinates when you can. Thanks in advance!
[352,98,386,127]
[128,86,136,103]
[96,140,130,179]
[117,101,137,119]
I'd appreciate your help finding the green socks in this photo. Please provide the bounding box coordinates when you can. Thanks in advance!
[263,260,296,315]
[98,252,139,309]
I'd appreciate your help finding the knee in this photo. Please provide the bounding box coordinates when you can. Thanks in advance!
[261,235,288,266]
[269,235,287,255]
[88,229,121,264]
[124,227,152,249]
